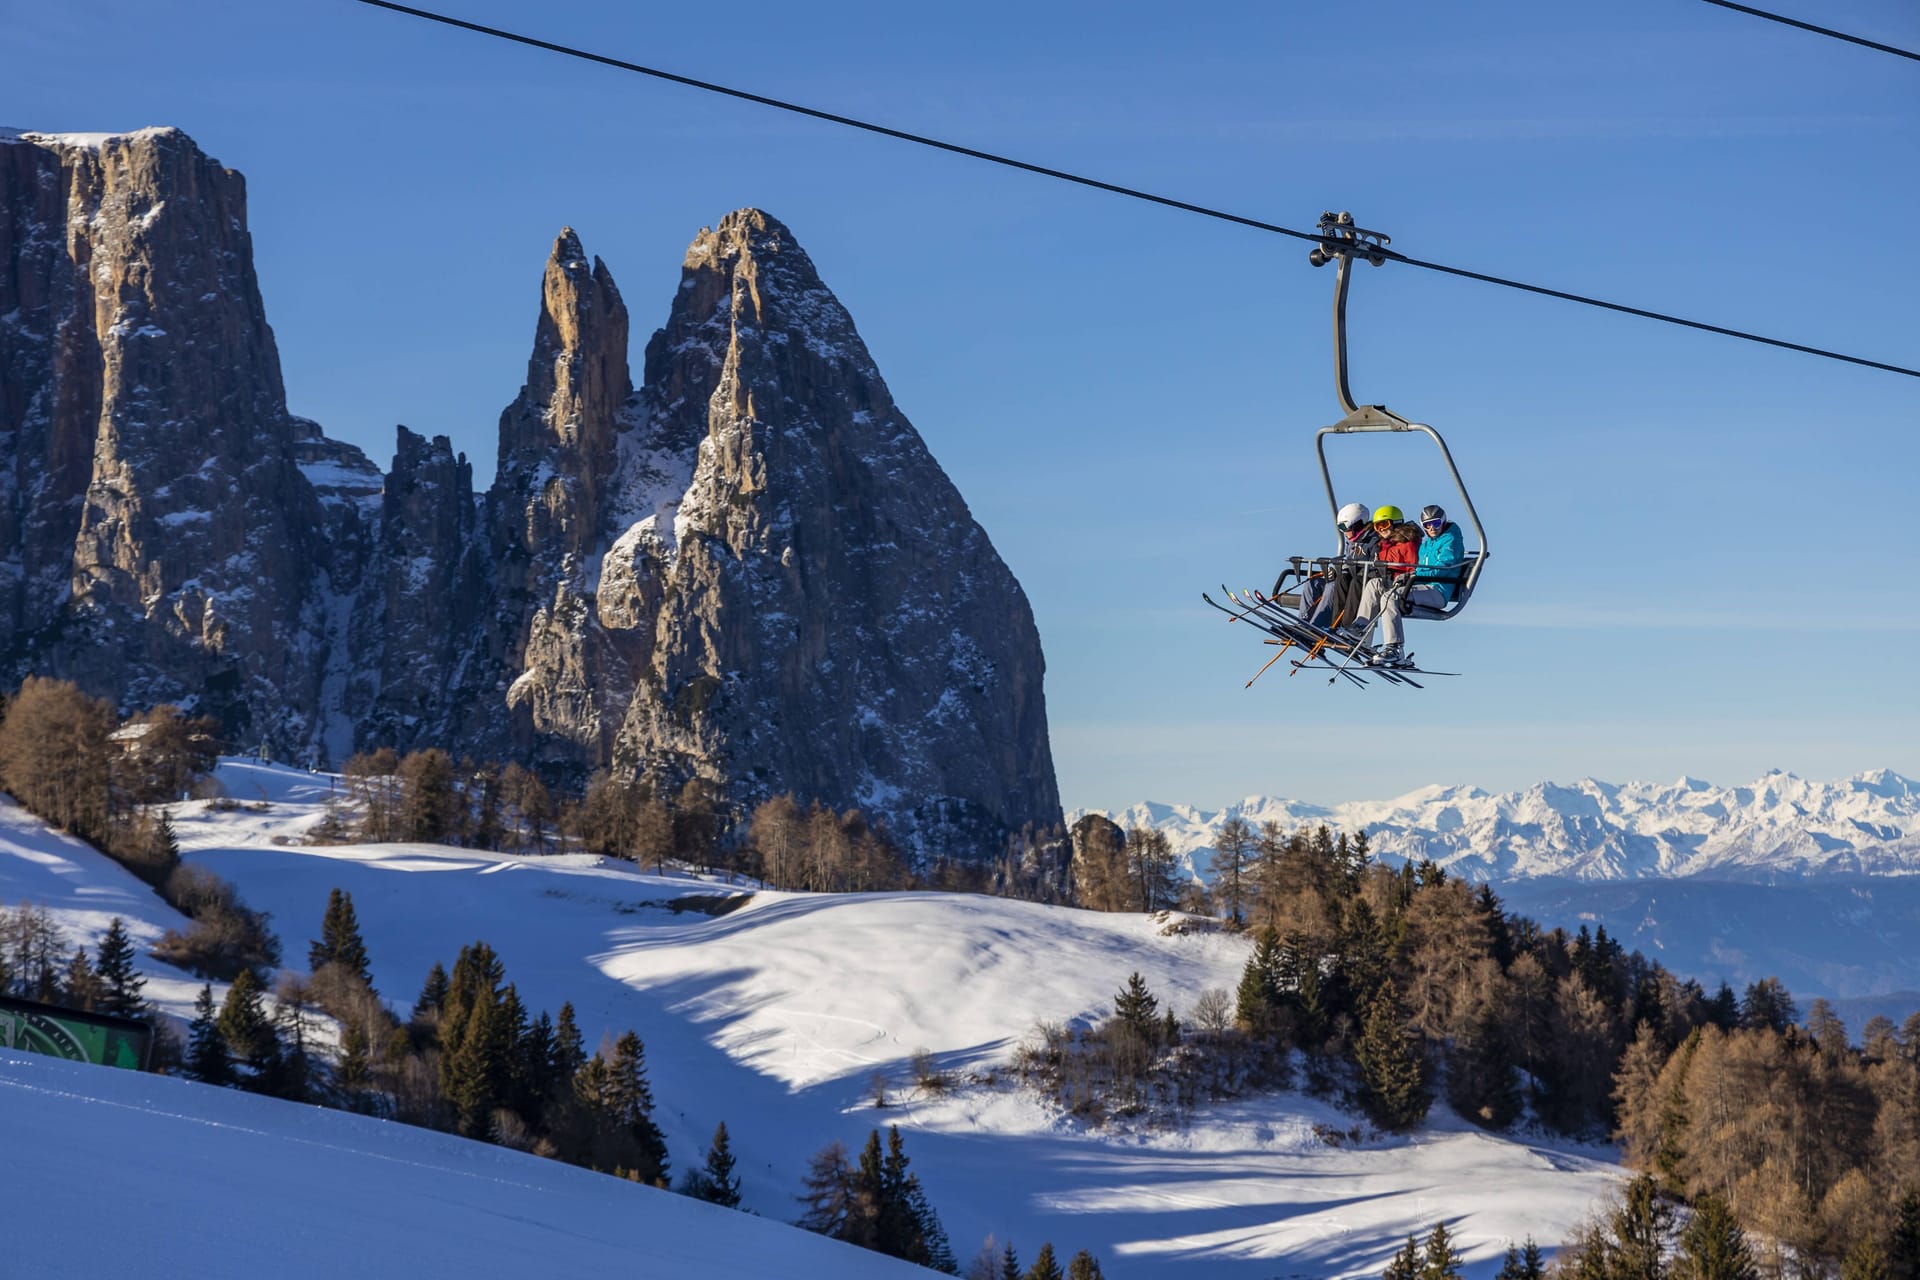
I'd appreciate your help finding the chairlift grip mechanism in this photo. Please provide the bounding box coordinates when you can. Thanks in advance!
[1305,212,1490,607]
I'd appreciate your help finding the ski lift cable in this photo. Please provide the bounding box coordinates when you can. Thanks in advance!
[347,0,1920,380]
[1696,0,1920,63]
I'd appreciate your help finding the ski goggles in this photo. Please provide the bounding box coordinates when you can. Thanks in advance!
[1338,520,1368,533]
[1421,519,1445,533]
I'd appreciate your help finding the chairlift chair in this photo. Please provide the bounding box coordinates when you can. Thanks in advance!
[1267,213,1489,621]
[1204,213,1489,687]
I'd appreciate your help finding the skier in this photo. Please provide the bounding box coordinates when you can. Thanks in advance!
[1412,504,1466,606]
[1349,505,1422,666]
[1299,501,1378,629]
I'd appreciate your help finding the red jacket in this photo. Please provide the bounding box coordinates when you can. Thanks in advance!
[1378,523,1420,575]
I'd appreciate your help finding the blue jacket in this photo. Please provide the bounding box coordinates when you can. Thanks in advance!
[1415,522,1466,602]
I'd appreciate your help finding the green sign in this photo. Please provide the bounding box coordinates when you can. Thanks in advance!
[0,995,151,1071]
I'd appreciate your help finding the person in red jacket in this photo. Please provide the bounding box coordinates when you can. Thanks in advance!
[1351,505,1422,666]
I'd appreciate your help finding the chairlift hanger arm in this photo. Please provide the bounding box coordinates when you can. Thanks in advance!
[1307,213,1490,595]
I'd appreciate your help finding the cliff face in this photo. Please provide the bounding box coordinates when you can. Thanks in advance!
[0,128,327,747]
[609,212,1060,854]
[0,127,1060,855]
[487,228,647,763]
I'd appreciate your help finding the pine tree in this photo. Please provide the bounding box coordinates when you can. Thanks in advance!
[1000,1243,1022,1280]
[1024,1243,1064,1280]
[1890,1188,1920,1280]
[309,887,373,987]
[1383,1233,1422,1280]
[1112,972,1159,1041]
[1704,981,1739,1030]
[94,916,147,1018]
[186,982,232,1085]
[695,1120,744,1212]
[1843,1238,1892,1280]
[607,1030,668,1183]
[217,967,280,1081]
[1496,1238,1546,1279]
[1355,980,1429,1131]
[1608,1175,1673,1279]
[61,945,100,1012]
[551,1001,586,1086]
[1421,1221,1464,1278]
[1236,928,1284,1032]
[1446,999,1520,1130]
[338,1018,372,1095]
[1066,1250,1104,1280]
[443,990,509,1136]
[412,962,449,1022]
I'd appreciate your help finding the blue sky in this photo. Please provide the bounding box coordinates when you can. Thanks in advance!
[6,0,1917,809]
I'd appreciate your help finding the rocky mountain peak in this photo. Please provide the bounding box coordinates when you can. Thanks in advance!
[1,125,326,746]
[3,135,1063,857]
[612,208,1061,855]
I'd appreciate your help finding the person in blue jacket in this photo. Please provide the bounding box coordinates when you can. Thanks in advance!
[1369,503,1464,665]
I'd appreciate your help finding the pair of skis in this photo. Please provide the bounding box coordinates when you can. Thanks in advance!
[1201,584,1457,689]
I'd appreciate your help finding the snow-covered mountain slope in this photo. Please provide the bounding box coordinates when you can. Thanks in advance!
[0,1049,930,1280]
[0,760,1622,1280]
[1087,770,1920,883]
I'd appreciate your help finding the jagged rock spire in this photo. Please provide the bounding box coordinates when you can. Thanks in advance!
[613,208,1062,856]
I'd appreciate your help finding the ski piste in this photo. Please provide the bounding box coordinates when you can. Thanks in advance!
[1202,586,1457,687]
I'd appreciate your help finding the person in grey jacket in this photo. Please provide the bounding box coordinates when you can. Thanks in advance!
[1300,501,1378,629]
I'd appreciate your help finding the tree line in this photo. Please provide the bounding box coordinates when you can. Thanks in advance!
[0,677,279,982]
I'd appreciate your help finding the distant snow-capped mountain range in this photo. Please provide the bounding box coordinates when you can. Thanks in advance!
[1078,769,1920,883]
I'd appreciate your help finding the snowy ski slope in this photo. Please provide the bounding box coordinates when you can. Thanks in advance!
[0,761,1623,1278]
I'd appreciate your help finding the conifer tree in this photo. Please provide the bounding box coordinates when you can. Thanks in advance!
[217,967,280,1082]
[1890,1188,1920,1280]
[551,1001,586,1086]
[61,945,100,1012]
[1000,1243,1022,1280]
[440,940,504,1057]
[1066,1250,1104,1280]
[1704,981,1739,1030]
[1446,999,1520,1129]
[444,993,509,1136]
[1208,816,1255,926]
[1738,977,1796,1033]
[1024,1243,1064,1280]
[1421,1221,1464,1278]
[1347,828,1372,883]
[519,1008,556,1112]
[94,916,146,1018]
[1236,928,1284,1032]
[1497,1240,1547,1280]
[1338,896,1388,1012]
[1608,1175,1673,1279]
[605,1031,668,1182]
[691,1121,741,1207]
[412,962,449,1023]
[309,887,373,987]
[186,982,233,1085]
[1112,973,1159,1042]
[1355,980,1429,1131]
[1284,931,1327,1047]
[1382,1233,1422,1280]
[338,1018,372,1095]
[1842,1237,1892,1280]
[796,1140,855,1238]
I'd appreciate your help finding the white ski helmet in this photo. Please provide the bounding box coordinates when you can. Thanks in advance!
[1336,501,1371,531]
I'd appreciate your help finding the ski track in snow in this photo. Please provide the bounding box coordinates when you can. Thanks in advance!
[0,760,1625,1278]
